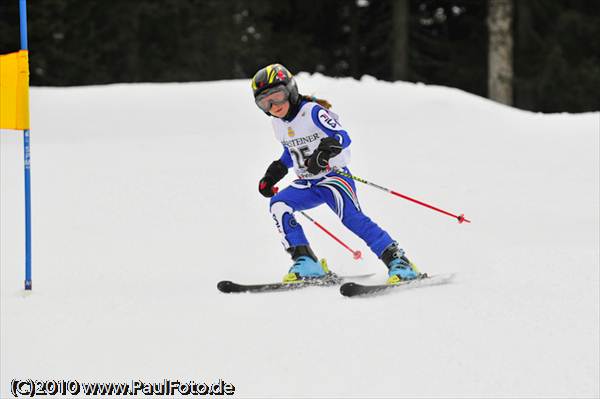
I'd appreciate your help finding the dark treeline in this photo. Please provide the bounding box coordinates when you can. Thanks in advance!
[1,0,598,112]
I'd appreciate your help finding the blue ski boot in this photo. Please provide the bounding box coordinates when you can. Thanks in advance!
[283,245,329,283]
[380,242,419,284]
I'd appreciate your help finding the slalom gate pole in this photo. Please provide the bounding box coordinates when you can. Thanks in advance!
[332,167,471,224]
[271,186,362,260]
[20,0,32,290]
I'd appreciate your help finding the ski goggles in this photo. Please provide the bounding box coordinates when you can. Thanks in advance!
[255,86,290,112]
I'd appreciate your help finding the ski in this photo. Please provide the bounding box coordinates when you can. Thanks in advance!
[339,273,456,297]
[217,272,375,294]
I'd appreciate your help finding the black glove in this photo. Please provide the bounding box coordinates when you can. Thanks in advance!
[258,160,288,197]
[305,137,343,175]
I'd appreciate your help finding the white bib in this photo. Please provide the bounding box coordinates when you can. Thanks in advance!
[272,102,351,179]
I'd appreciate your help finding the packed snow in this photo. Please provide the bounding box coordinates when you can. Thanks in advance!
[1,74,599,398]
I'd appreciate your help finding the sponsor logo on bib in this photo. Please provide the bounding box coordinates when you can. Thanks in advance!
[318,109,342,131]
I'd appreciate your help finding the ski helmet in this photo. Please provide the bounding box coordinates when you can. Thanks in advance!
[251,63,299,106]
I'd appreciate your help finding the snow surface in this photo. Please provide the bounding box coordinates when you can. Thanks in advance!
[1,74,599,398]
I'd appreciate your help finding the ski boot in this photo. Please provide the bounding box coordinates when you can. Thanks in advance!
[282,245,331,284]
[380,242,419,284]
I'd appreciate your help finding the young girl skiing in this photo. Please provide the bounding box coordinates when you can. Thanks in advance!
[252,63,420,284]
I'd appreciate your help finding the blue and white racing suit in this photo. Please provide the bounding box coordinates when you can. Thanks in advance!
[269,100,395,258]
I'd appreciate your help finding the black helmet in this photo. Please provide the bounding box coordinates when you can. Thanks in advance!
[251,63,299,105]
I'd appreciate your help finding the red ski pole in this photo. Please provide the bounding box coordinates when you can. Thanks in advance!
[299,211,363,260]
[272,186,363,260]
[333,167,471,224]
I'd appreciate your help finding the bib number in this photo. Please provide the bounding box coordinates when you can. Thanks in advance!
[289,145,311,169]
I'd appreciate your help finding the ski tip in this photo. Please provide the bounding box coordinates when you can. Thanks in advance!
[339,282,359,297]
[217,280,236,293]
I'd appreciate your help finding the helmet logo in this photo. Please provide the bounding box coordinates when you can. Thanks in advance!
[276,70,286,81]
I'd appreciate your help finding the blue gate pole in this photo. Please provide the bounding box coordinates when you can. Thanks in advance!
[20,0,32,290]
[23,130,31,290]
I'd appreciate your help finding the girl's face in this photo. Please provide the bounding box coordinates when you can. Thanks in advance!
[269,101,290,118]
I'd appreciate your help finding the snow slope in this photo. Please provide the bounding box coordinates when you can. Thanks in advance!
[1,74,599,398]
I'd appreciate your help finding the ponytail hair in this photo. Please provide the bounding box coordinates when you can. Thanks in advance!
[300,94,332,110]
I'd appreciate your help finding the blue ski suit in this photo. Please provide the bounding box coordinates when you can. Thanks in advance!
[269,100,395,258]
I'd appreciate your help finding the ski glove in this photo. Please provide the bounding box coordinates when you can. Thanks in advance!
[305,137,343,175]
[259,160,288,197]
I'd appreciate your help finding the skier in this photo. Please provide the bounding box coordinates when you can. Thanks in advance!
[252,63,420,284]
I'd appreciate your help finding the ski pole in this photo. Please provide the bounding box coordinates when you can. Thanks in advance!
[298,211,363,260]
[332,167,471,224]
[272,186,363,260]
